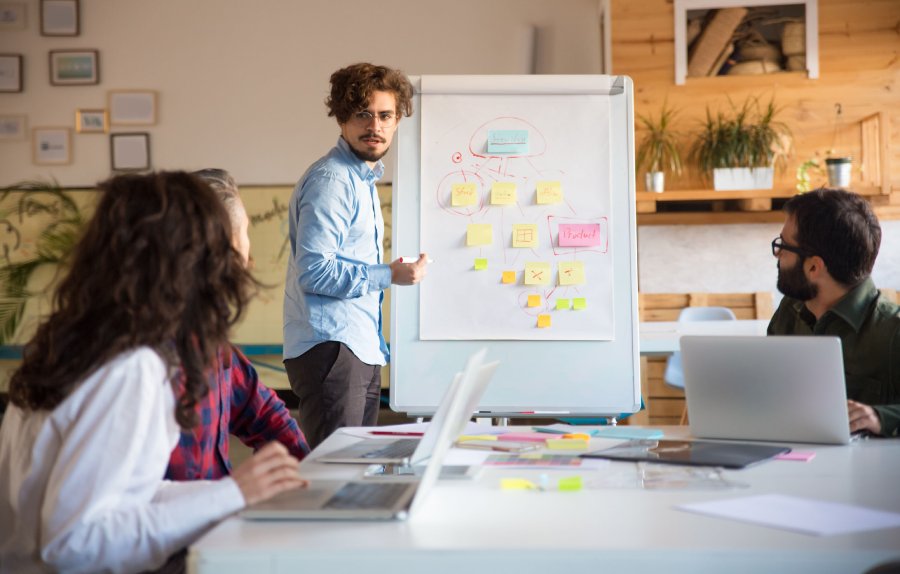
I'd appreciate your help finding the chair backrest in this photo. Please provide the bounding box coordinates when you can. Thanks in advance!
[677,306,736,322]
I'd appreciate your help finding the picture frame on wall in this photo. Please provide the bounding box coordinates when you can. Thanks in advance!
[108,90,157,126]
[49,49,99,86]
[33,127,71,165]
[0,54,23,92]
[0,114,26,140]
[0,2,27,30]
[40,0,78,36]
[75,108,107,133]
[111,132,150,171]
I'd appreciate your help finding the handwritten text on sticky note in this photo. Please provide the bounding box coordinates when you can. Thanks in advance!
[524,262,551,285]
[512,223,538,248]
[558,261,586,285]
[491,182,517,205]
[536,181,563,204]
[558,223,602,247]
[487,130,529,154]
[451,183,478,206]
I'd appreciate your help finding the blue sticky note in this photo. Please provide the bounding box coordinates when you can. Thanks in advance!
[487,130,529,154]
[591,427,665,440]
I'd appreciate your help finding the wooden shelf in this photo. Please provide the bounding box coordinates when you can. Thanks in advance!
[636,188,796,202]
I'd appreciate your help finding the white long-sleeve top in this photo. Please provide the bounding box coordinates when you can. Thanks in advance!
[0,347,246,574]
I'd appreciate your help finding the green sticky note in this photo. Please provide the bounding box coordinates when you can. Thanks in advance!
[556,298,570,310]
[573,298,587,310]
[474,258,488,270]
[558,476,583,492]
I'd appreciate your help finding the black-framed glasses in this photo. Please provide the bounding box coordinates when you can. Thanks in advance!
[771,236,808,258]
[350,110,397,127]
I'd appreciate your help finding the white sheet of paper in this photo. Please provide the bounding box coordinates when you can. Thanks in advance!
[678,494,900,536]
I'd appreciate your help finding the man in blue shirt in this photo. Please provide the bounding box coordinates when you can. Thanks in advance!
[284,63,429,448]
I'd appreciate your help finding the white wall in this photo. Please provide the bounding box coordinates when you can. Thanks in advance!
[638,220,900,306]
[0,0,603,186]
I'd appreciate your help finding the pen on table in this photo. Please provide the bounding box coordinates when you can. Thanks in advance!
[368,431,425,437]
[399,256,434,264]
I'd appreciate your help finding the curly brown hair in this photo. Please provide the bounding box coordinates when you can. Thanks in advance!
[8,171,258,429]
[326,62,413,123]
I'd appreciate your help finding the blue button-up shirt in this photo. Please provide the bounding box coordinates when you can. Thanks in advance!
[283,137,392,366]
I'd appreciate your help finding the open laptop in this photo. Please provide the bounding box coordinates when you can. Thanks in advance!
[681,335,851,445]
[317,348,497,465]
[241,349,496,520]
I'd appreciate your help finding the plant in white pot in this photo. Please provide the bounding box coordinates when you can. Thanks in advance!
[690,97,791,191]
[635,103,683,193]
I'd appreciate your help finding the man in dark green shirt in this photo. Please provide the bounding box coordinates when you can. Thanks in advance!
[767,188,900,437]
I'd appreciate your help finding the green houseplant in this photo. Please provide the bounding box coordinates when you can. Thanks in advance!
[0,180,86,344]
[690,97,791,191]
[635,103,683,193]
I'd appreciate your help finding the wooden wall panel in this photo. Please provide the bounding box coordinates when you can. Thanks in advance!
[612,0,900,201]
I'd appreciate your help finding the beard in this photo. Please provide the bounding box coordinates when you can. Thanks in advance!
[777,259,818,301]
[349,136,390,163]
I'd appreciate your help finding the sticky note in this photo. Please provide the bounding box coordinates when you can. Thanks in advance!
[774,451,817,462]
[573,298,587,310]
[451,183,478,206]
[537,314,551,328]
[558,223,602,247]
[491,182,517,205]
[501,271,517,284]
[561,433,591,440]
[458,434,498,442]
[556,298,570,310]
[487,130,529,154]
[545,438,588,450]
[500,478,538,490]
[536,181,563,204]
[466,223,493,246]
[558,261,586,285]
[474,258,488,270]
[558,476,583,492]
[527,294,541,307]
[511,223,538,248]
[524,261,551,285]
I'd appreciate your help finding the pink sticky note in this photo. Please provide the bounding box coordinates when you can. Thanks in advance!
[558,223,602,247]
[774,451,816,462]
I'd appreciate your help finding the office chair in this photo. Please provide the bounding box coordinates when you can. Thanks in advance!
[664,306,736,423]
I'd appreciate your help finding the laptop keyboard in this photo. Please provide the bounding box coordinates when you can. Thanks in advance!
[324,482,411,510]
[360,438,419,459]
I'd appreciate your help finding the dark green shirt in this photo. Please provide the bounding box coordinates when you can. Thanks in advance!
[768,277,900,437]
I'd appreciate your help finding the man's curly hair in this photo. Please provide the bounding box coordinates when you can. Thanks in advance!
[326,63,413,123]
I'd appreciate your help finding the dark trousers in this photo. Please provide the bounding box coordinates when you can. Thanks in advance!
[285,341,382,450]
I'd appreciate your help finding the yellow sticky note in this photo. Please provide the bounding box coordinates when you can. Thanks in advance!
[556,298,570,310]
[451,183,478,206]
[474,258,488,270]
[502,270,517,284]
[558,261,586,285]
[466,223,493,246]
[491,182,517,205]
[536,180,563,204]
[524,261,551,285]
[527,294,541,308]
[546,438,588,450]
[573,297,587,310]
[500,478,538,491]
[537,314,551,328]
[458,434,498,442]
[511,223,538,248]
[558,476,584,492]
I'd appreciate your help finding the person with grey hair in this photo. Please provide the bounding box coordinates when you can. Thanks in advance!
[164,169,309,483]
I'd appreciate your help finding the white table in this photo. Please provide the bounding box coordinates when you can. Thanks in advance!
[188,427,900,574]
[639,319,770,355]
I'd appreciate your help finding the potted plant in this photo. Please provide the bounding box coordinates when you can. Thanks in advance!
[690,96,791,191]
[0,180,86,344]
[636,102,683,193]
[824,104,852,188]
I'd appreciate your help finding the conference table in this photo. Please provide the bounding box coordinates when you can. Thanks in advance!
[639,319,770,355]
[188,427,900,574]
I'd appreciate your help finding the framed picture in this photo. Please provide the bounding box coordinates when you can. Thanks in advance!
[40,0,78,36]
[0,114,26,140]
[32,127,71,165]
[49,49,98,86]
[108,90,157,126]
[75,108,107,133]
[110,132,150,171]
[0,2,26,30]
[0,54,22,92]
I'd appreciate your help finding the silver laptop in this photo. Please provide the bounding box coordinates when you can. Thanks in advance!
[318,348,496,465]
[681,336,851,445]
[241,349,496,520]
